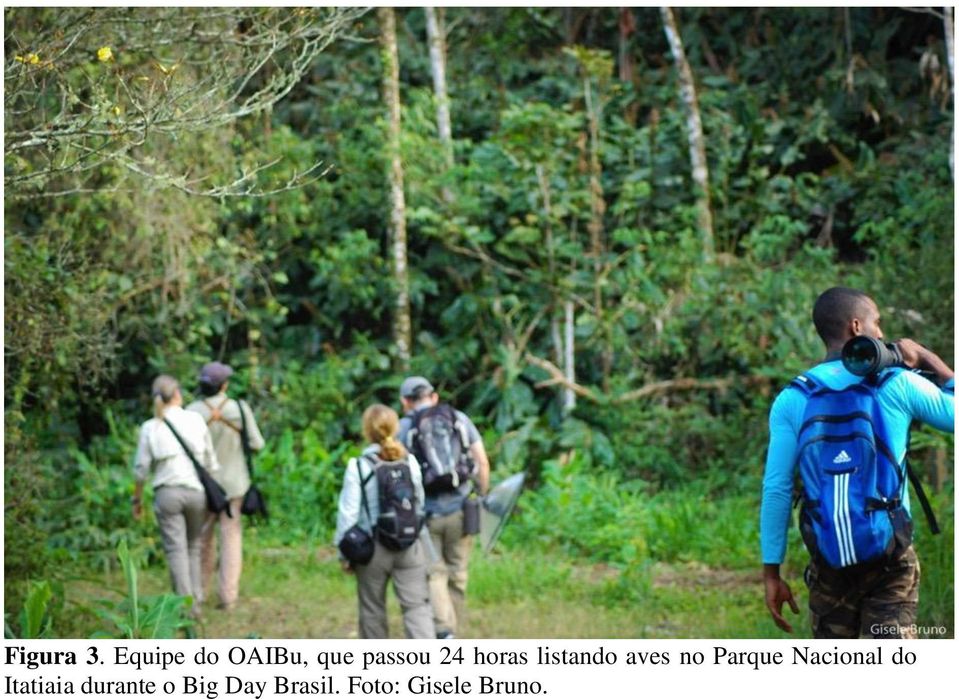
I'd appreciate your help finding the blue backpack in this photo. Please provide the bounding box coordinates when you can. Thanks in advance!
[790,372,938,568]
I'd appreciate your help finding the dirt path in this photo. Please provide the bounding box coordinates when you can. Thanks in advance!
[63,543,794,639]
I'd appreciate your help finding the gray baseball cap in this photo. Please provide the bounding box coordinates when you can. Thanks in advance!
[400,376,434,399]
[199,361,233,386]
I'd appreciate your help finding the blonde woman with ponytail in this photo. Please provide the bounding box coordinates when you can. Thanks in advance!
[334,404,434,639]
[133,374,220,617]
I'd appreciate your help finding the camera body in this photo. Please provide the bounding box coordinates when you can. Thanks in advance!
[841,336,904,376]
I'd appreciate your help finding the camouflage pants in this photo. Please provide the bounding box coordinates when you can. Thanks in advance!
[805,545,920,639]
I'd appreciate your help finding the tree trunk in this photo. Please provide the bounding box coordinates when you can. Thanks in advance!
[618,8,636,84]
[583,73,612,391]
[537,163,573,410]
[380,7,411,368]
[620,8,640,126]
[425,7,454,175]
[945,6,954,180]
[564,297,576,413]
[660,6,714,262]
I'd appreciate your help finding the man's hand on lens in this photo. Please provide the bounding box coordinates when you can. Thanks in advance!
[895,338,925,369]
[896,338,955,386]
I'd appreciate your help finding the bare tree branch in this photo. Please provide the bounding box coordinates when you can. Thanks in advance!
[526,353,601,402]
[4,6,368,198]
[526,352,769,405]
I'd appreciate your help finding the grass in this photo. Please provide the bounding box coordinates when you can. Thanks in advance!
[19,483,954,640]
[55,537,812,639]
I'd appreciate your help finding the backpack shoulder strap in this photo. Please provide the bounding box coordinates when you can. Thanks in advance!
[353,456,375,524]
[408,408,428,438]
[411,406,428,427]
[787,373,819,397]
[407,407,435,452]
[905,460,940,534]
[202,396,221,418]
[450,407,472,450]
[237,399,254,477]
[203,396,242,434]
[403,415,418,448]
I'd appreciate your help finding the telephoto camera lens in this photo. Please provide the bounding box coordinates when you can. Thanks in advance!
[842,336,902,376]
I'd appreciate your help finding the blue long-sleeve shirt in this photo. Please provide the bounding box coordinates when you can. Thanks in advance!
[760,360,954,565]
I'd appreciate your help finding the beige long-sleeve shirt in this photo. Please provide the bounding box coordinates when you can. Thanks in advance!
[186,393,265,499]
[134,406,219,491]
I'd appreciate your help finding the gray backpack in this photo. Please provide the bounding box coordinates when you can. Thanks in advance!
[406,404,474,495]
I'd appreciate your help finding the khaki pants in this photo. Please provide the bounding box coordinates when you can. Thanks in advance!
[427,510,471,636]
[201,496,244,608]
[355,540,434,639]
[154,486,207,612]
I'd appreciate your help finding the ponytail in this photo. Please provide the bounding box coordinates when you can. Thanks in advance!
[380,434,406,461]
[151,374,180,419]
[362,404,406,460]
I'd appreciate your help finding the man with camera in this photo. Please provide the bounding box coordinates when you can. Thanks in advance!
[760,287,954,638]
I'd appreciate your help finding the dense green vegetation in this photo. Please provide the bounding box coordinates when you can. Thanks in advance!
[4,7,954,638]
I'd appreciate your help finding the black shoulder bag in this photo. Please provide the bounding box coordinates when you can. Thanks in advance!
[238,400,268,520]
[163,418,232,517]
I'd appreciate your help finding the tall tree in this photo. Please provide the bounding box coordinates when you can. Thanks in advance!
[379,7,412,368]
[618,8,636,84]
[425,8,454,176]
[946,6,955,180]
[536,164,576,414]
[660,6,714,262]
[568,46,614,391]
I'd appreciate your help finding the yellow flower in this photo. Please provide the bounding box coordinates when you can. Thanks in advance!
[15,53,40,65]
[113,105,121,116]
[97,46,113,62]
[155,62,178,75]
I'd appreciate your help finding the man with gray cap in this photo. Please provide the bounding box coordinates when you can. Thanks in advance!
[398,376,490,639]
[187,361,265,611]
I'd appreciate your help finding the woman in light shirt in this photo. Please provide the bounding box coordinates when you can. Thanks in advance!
[133,374,220,616]
[334,404,433,639]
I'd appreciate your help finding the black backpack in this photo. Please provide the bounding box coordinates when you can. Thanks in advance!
[364,454,424,551]
[406,403,475,496]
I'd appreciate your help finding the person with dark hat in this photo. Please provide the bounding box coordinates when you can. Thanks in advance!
[186,361,265,611]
